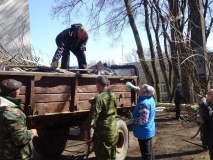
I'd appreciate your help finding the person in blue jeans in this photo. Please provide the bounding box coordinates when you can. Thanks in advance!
[132,84,156,160]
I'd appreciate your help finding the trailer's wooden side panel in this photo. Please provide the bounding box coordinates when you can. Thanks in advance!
[75,77,97,111]
[75,77,133,111]
[33,76,75,115]
[0,72,138,118]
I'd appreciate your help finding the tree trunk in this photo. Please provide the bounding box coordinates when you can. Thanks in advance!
[124,0,154,85]
[143,0,161,101]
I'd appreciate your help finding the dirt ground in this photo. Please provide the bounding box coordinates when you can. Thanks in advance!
[33,107,210,160]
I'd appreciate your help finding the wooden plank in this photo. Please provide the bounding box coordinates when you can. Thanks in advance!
[34,85,71,94]
[74,78,78,108]
[110,83,126,86]
[77,101,92,111]
[31,79,35,116]
[20,86,26,94]
[77,92,131,101]
[35,93,71,103]
[20,104,24,111]
[117,98,132,107]
[77,84,130,93]
[110,85,130,92]
[77,93,98,101]
[77,85,97,93]
[76,98,132,111]
[36,102,70,115]
[114,92,131,98]
[18,95,25,103]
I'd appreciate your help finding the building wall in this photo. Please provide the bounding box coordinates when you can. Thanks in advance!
[0,0,31,62]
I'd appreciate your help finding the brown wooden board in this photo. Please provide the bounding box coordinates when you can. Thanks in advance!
[20,86,26,94]
[77,100,92,111]
[77,84,130,93]
[77,85,97,93]
[19,95,26,104]
[35,102,70,115]
[34,85,71,94]
[114,92,131,98]
[77,92,131,101]
[76,97,132,111]
[34,76,74,87]
[34,93,71,103]
[110,85,130,92]
[117,98,132,107]
[77,93,98,101]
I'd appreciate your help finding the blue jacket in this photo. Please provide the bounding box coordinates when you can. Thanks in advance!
[132,96,156,139]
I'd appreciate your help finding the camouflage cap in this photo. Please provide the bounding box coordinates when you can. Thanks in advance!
[1,79,22,94]
[96,76,109,87]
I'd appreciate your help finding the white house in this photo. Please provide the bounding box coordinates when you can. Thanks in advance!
[0,0,31,62]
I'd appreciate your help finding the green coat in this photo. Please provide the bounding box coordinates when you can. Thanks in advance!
[84,89,118,159]
[0,96,34,160]
[84,89,118,139]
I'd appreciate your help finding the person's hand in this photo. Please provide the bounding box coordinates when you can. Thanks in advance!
[51,61,58,70]
[135,87,140,93]
[31,129,38,137]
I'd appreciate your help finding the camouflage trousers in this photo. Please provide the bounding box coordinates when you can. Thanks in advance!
[0,142,33,160]
[93,135,118,160]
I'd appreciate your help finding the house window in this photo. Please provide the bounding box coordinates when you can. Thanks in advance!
[161,84,167,93]
[161,84,168,101]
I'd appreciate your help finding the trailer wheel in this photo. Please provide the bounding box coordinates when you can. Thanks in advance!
[116,119,129,160]
[33,134,67,158]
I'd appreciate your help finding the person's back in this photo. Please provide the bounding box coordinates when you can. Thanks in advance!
[93,90,118,138]
[0,97,33,159]
[84,76,118,160]
[174,87,182,103]
[0,79,38,160]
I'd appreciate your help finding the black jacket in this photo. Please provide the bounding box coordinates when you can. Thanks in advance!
[200,102,213,146]
[56,24,88,55]
[174,88,184,103]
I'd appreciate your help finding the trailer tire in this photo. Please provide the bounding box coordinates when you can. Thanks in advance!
[33,134,67,158]
[116,119,129,160]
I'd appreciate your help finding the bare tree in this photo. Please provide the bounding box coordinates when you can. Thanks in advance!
[50,0,213,103]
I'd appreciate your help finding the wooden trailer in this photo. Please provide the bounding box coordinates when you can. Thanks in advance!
[0,70,138,159]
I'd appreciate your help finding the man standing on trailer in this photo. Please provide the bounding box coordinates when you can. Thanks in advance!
[51,23,88,73]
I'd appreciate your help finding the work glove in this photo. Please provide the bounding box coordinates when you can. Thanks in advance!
[51,61,58,70]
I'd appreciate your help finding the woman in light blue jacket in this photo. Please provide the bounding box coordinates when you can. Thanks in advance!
[132,84,156,160]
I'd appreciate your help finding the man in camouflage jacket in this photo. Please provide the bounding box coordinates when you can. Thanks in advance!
[84,76,118,160]
[0,79,38,160]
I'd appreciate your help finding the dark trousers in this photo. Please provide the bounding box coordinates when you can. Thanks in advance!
[175,102,181,119]
[54,38,87,70]
[138,138,155,160]
[209,146,213,160]
[61,50,70,69]
[72,51,87,70]
[61,50,87,70]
